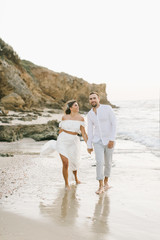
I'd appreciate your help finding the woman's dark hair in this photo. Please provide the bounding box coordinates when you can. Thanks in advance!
[65,100,77,114]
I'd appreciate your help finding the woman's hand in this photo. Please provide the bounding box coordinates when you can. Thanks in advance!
[87,148,93,154]
[107,141,114,149]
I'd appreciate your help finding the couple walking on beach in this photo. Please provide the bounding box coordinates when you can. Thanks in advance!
[56,92,116,194]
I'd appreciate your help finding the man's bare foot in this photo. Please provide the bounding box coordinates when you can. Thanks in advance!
[104,183,111,191]
[95,187,104,194]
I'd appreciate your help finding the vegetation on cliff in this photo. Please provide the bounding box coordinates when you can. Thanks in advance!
[0,38,20,66]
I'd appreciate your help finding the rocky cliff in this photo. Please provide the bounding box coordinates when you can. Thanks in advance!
[0,38,113,112]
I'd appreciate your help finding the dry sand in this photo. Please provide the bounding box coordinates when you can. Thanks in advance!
[0,138,160,240]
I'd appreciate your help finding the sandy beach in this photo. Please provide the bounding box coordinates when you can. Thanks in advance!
[0,137,160,240]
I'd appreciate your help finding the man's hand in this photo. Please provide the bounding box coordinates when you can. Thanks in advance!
[107,141,114,149]
[87,148,93,154]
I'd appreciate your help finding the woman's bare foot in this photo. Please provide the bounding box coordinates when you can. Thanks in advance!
[76,180,81,184]
[95,187,104,194]
[65,185,71,190]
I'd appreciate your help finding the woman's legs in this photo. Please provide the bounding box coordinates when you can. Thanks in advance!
[73,170,81,184]
[60,154,70,189]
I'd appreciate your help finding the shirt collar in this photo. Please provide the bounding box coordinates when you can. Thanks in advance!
[91,104,101,113]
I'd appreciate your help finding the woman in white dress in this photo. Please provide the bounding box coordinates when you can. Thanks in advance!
[56,100,88,190]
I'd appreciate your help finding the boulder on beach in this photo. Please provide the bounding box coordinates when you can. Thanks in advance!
[0,120,59,142]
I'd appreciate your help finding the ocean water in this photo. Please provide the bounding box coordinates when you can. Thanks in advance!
[112,99,160,157]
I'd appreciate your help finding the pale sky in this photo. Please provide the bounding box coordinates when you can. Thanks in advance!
[1,0,160,101]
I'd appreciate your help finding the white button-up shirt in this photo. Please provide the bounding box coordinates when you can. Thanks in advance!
[87,104,116,148]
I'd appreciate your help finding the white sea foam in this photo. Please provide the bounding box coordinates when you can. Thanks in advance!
[112,99,160,157]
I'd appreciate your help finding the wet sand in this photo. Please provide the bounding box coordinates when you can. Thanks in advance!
[0,138,160,240]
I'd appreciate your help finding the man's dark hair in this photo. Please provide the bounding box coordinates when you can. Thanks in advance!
[89,91,99,97]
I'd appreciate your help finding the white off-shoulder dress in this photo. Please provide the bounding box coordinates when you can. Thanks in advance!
[56,120,85,172]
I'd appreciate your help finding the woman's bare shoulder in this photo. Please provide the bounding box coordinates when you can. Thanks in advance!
[78,115,85,121]
[62,115,68,120]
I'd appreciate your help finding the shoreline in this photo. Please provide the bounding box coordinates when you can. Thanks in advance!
[0,138,160,240]
[0,108,63,126]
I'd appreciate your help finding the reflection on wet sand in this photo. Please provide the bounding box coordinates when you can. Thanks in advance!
[39,185,79,225]
[39,184,110,238]
[91,193,110,234]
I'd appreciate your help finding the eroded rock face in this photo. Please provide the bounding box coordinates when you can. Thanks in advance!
[0,120,59,142]
[1,93,25,109]
[0,106,9,115]
[0,38,113,112]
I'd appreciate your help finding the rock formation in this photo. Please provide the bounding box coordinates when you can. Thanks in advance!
[0,120,59,142]
[0,38,114,112]
[0,38,117,143]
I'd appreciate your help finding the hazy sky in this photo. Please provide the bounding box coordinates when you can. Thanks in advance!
[1,0,160,101]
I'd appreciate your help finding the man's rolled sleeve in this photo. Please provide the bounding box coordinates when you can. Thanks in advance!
[109,106,116,141]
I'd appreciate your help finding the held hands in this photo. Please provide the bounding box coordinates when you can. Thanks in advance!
[107,141,114,149]
[87,148,93,154]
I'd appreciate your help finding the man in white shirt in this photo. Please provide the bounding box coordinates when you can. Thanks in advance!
[87,92,116,194]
